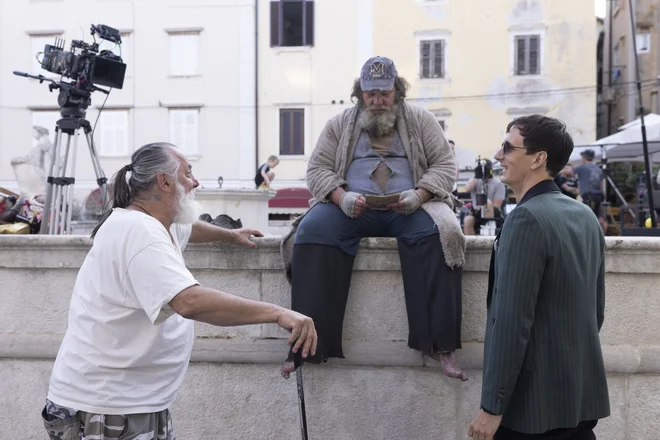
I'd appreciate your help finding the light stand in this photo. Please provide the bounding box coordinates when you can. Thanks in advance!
[600,145,636,223]
[628,0,657,228]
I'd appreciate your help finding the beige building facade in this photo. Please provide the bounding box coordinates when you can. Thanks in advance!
[256,0,372,187]
[1,1,600,196]
[259,0,598,184]
[602,0,660,134]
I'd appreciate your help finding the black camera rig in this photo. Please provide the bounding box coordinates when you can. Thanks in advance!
[14,24,126,117]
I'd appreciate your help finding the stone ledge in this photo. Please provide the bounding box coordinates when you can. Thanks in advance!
[1,235,657,273]
[5,235,658,251]
[1,334,656,374]
[194,188,277,200]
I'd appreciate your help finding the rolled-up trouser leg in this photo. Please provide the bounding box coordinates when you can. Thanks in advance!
[289,243,355,364]
[397,233,463,354]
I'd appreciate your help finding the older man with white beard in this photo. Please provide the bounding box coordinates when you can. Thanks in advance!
[279,56,467,381]
[42,142,317,440]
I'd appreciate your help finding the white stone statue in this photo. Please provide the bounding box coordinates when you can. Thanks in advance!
[9,125,54,197]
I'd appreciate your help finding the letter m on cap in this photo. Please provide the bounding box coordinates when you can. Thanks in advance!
[369,62,384,78]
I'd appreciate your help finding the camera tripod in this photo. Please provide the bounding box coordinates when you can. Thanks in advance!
[40,115,108,235]
[13,71,110,235]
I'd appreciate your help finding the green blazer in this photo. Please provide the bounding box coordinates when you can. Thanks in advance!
[482,180,610,434]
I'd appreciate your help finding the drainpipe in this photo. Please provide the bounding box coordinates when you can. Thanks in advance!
[607,0,613,135]
[627,0,637,121]
[254,0,260,171]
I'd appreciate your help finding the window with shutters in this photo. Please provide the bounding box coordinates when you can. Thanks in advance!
[170,109,200,155]
[99,110,129,157]
[514,34,541,76]
[419,39,445,79]
[270,0,314,47]
[168,32,200,76]
[280,109,304,156]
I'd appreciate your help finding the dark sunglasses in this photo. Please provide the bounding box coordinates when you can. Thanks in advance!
[501,141,527,155]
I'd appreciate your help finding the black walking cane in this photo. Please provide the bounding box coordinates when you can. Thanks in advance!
[293,351,309,439]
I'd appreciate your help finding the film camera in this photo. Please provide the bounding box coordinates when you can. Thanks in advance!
[41,24,126,91]
[14,24,126,117]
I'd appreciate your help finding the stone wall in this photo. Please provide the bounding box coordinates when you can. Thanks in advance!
[0,235,659,440]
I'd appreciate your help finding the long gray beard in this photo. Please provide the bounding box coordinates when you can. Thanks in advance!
[173,181,203,225]
[358,105,398,137]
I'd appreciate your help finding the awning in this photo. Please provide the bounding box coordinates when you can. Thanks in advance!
[268,187,313,209]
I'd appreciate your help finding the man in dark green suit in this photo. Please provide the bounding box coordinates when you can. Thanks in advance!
[468,115,610,440]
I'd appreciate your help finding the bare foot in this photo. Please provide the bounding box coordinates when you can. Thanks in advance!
[280,359,295,380]
[430,351,469,381]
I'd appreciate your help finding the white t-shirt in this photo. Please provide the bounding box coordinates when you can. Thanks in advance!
[48,208,199,414]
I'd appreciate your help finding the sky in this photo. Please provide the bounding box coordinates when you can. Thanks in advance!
[595,0,606,18]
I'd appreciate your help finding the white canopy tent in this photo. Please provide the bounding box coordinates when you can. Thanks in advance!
[486,114,660,170]
[569,114,660,164]
[618,113,660,130]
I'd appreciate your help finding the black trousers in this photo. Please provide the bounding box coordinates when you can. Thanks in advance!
[581,192,603,218]
[288,234,463,364]
[495,420,597,440]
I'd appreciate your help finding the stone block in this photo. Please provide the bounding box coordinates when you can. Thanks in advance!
[300,365,460,440]
[260,270,294,339]
[593,374,628,440]
[628,375,660,440]
[456,369,484,438]
[0,268,75,334]
[599,274,660,345]
[461,271,489,342]
[190,269,262,338]
[342,271,409,341]
[0,359,53,439]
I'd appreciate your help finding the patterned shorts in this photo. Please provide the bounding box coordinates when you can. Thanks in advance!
[42,399,175,440]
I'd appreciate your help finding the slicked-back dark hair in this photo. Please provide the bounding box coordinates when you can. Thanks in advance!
[506,115,574,177]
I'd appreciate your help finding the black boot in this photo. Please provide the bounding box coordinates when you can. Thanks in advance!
[288,243,355,364]
[397,234,463,354]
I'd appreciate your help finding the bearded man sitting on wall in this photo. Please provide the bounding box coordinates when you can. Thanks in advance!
[280,56,467,381]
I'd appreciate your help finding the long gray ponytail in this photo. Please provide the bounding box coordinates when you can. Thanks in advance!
[91,142,180,238]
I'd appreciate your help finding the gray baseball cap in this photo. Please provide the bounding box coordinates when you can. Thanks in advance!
[360,56,398,91]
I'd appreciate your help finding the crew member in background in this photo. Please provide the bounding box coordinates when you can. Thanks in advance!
[554,165,580,199]
[572,150,605,225]
[462,159,506,236]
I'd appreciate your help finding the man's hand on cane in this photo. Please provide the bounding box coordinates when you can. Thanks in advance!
[277,310,318,359]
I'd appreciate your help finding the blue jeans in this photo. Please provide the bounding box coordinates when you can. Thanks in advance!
[290,202,462,360]
[294,202,438,256]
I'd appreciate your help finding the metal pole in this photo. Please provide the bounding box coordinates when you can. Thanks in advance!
[607,0,614,135]
[65,131,80,234]
[628,0,657,227]
[602,145,608,201]
[41,126,61,234]
[294,351,309,440]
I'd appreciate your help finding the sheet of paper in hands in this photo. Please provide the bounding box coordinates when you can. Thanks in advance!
[364,193,401,210]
